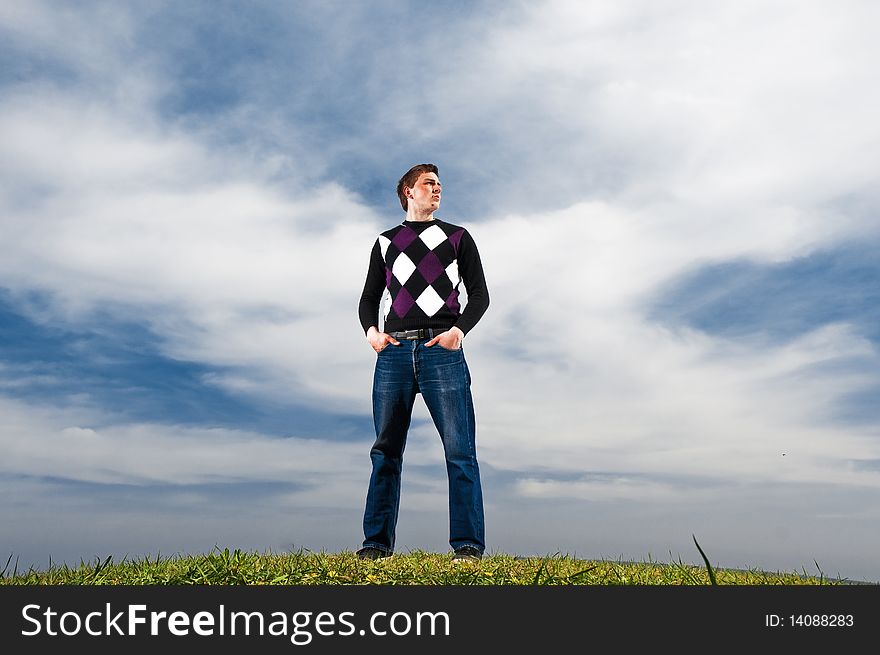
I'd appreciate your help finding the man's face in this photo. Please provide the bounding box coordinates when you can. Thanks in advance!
[407,172,442,213]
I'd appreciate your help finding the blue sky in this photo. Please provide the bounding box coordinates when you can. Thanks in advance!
[2,0,880,581]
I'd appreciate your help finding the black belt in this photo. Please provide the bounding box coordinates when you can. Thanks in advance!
[388,328,438,340]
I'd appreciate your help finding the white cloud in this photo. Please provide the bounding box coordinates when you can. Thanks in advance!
[461,202,880,495]
[516,476,686,503]
[0,83,385,413]
[422,0,880,228]
[0,395,363,490]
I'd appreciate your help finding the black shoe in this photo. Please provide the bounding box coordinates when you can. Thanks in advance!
[357,547,392,560]
[452,546,483,562]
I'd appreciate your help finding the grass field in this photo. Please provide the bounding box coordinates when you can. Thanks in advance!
[1,545,852,585]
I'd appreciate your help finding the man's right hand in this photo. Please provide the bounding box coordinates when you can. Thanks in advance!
[366,326,400,353]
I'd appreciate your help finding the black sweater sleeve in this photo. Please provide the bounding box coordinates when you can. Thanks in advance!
[453,229,490,335]
[357,239,385,335]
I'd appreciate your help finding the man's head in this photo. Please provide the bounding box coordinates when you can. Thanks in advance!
[397,163,440,212]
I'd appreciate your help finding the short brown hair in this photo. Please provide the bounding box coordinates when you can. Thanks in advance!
[396,163,439,211]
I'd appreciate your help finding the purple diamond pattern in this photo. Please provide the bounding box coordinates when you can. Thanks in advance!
[446,290,460,313]
[417,251,444,284]
[392,287,415,317]
[392,226,419,251]
[448,229,465,252]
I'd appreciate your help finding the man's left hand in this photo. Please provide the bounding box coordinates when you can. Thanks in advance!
[425,326,464,350]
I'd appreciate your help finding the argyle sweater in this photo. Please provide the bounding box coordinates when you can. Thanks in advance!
[358,218,489,336]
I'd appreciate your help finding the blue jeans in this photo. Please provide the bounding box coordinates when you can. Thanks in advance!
[362,338,485,554]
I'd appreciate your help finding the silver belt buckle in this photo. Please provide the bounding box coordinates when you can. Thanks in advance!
[404,329,420,340]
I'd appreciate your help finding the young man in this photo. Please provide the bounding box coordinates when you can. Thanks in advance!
[357,163,490,562]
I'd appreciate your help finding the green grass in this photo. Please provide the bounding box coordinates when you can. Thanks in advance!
[0,545,849,585]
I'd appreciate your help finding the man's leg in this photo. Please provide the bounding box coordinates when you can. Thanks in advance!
[417,343,485,553]
[362,341,418,553]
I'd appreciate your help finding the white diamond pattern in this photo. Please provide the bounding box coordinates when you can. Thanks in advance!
[419,224,446,250]
[391,252,415,283]
[378,235,391,259]
[415,286,444,316]
[445,260,459,287]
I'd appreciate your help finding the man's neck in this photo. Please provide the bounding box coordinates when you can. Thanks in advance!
[405,208,435,222]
